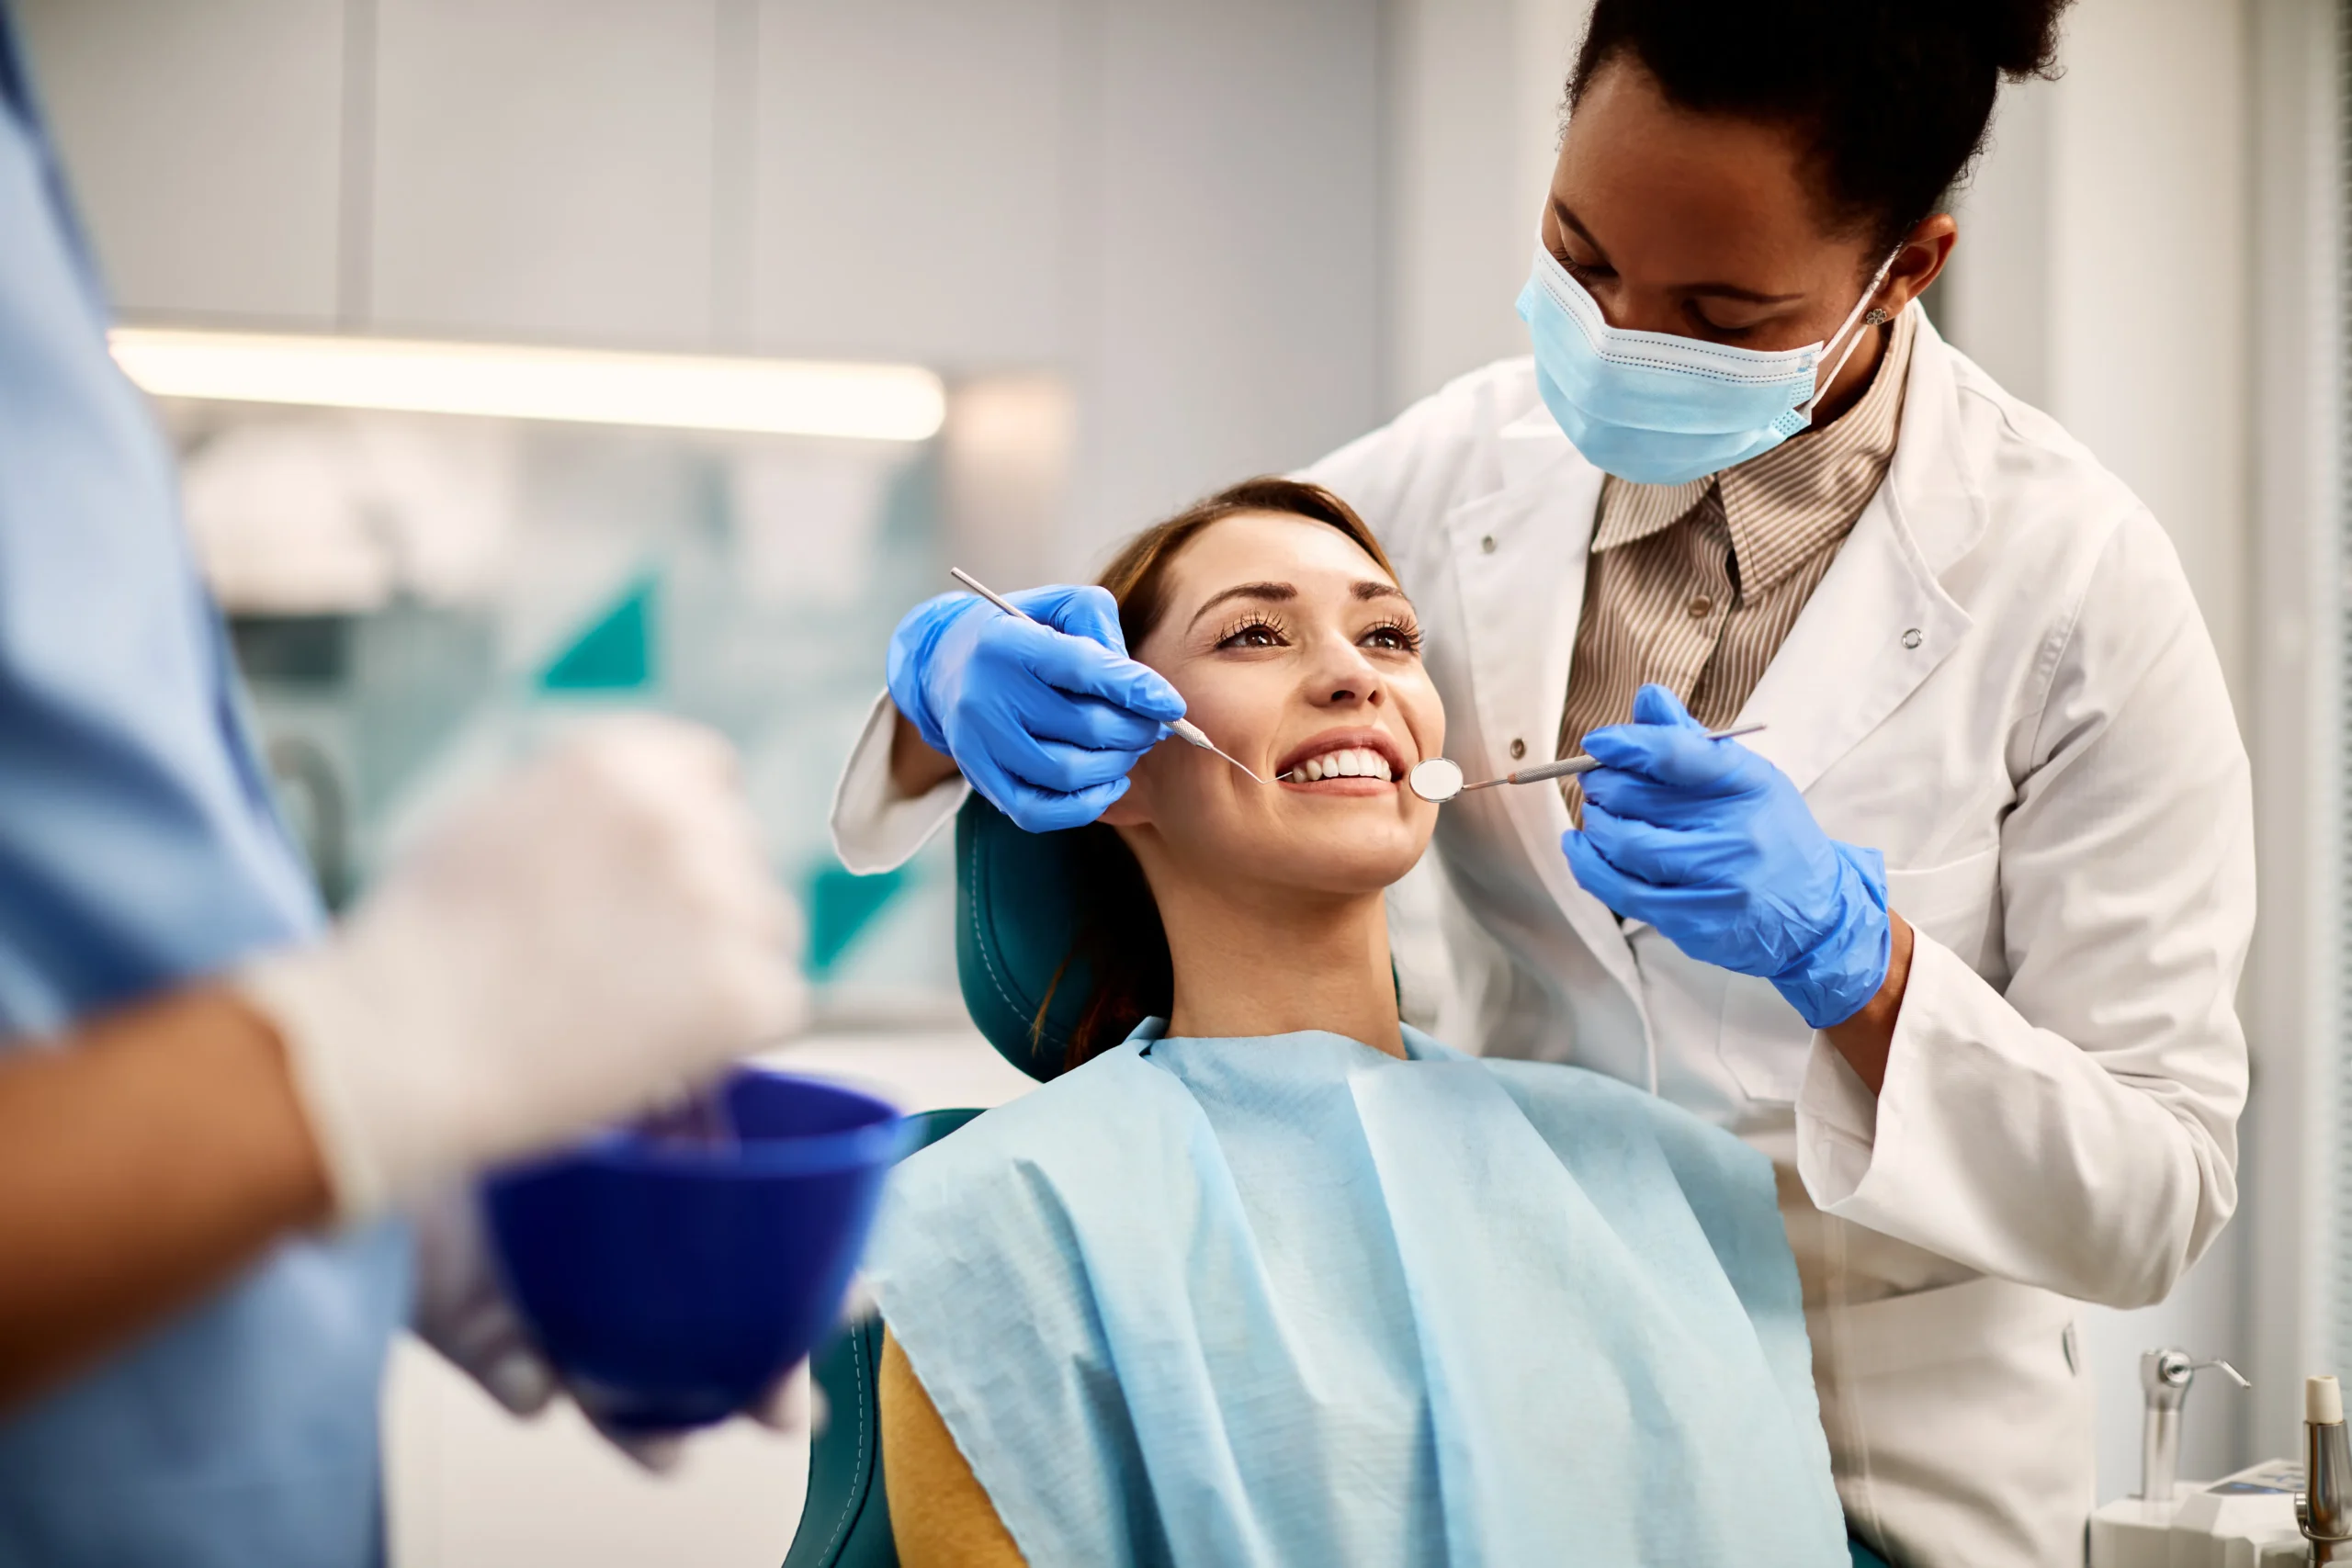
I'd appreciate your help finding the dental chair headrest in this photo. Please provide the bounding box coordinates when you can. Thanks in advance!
[954,794,1096,1081]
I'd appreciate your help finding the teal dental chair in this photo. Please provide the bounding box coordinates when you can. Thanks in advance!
[781,795,1894,1568]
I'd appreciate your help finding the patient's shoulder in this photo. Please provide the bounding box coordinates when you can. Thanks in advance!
[874,1041,1201,1238]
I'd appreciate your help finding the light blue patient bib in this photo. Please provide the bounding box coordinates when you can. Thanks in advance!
[865,1021,1847,1567]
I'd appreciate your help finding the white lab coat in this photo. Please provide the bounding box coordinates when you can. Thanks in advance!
[829,311,2253,1568]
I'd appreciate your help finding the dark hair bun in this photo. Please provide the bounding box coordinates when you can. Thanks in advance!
[1972,0,2070,78]
[1571,0,2076,248]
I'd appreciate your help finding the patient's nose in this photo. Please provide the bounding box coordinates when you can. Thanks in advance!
[1306,638,1385,708]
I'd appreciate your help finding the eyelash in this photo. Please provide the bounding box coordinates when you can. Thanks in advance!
[1212,614,1423,656]
[1216,614,1288,649]
[1557,248,1611,285]
[1556,248,1761,343]
[1690,309,1758,342]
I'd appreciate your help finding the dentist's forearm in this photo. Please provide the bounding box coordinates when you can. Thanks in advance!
[889,706,962,798]
[0,987,332,1415]
[1822,911,1914,1095]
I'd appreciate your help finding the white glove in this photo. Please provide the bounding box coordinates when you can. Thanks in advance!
[412,1186,819,1470]
[238,714,809,1220]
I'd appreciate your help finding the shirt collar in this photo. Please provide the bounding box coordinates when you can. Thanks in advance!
[1591,305,1918,589]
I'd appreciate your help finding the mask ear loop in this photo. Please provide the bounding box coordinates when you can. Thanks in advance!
[1801,247,1904,417]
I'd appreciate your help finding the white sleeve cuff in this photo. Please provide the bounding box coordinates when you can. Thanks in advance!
[1787,931,2224,1301]
[829,691,968,875]
[1794,1023,1881,1210]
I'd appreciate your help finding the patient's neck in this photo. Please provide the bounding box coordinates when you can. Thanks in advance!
[1149,875,1405,1059]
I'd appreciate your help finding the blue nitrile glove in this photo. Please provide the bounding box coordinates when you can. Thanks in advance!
[1560,683,1892,1029]
[887,584,1187,833]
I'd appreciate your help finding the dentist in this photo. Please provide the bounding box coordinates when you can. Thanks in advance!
[835,1,2249,1563]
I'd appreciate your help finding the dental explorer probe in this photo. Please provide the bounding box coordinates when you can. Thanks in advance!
[947,568,1283,784]
[1406,724,1769,805]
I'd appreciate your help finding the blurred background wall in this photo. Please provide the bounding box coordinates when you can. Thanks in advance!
[12,0,2345,1560]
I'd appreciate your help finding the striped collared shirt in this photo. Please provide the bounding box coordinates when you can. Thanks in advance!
[1557,305,1917,796]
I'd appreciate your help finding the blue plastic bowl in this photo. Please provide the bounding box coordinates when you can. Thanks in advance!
[482,1067,908,1434]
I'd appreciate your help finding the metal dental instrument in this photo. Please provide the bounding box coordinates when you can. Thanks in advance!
[947,568,1281,784]
[1408,724,1770,805]
[2137,1347,2249,1505]
[2301,1374,2352,1562]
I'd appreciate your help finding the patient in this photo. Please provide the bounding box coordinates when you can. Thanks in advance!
[864,479,1848,1567]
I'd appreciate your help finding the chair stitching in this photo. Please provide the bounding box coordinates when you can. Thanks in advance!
[964,829,1032,1028]
[818,1328,875,1563]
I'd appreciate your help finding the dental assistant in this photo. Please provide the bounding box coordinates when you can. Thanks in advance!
[835,1,2250,1564]
[0,8,802,1562]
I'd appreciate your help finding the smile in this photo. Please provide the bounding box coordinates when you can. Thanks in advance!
[1272,729,1408,794]
[1291,748,1394,784]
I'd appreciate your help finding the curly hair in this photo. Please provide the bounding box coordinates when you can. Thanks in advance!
[1570,0,2072,253]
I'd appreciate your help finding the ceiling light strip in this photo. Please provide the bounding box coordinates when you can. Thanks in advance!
[107,328,945,442]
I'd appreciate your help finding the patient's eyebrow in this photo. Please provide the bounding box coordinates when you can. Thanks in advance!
[1188,581,1296,627]
[1353,581,1407,604]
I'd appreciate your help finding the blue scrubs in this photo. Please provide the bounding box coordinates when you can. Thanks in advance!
[0,9,410,1564]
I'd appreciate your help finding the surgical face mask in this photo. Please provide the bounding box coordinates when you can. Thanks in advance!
[1515,244,1897,487]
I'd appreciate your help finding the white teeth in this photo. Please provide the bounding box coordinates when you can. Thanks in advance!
[1293,748,1396,783]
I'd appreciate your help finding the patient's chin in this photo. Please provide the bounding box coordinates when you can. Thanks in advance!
[1230,818,1431,898]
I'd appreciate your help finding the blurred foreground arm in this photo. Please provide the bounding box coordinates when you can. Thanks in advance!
[0,716,805,1414]
[0,987,329,1413]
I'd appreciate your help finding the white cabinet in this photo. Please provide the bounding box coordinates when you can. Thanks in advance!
[16,0,345,324]
[751,0,1069,368]
[17,0,1386,533]
[368,0,720,348]
[1077,0,1385,537]
[16,0,1384,488]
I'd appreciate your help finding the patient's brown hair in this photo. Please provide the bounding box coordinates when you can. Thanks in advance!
[1039,477,1399,1070]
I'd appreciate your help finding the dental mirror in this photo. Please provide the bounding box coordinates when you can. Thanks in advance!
[1410,724,1768,804]
[1408,759,1464,803]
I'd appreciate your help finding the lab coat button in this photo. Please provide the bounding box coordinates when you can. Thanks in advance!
[1902,627,1923,649]
[1509,739,1526,760]
[1480,534,1497,554]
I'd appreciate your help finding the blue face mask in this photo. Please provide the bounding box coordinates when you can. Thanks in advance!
[1515,244,1895,487]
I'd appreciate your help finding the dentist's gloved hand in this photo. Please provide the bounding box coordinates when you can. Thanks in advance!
[235,715,809,1220]
[887,586,1186,832]
[1561,684,1892,1029]
[410,1186,815,1471]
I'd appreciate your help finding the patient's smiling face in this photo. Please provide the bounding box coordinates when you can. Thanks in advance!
[1102,510,1443,900]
